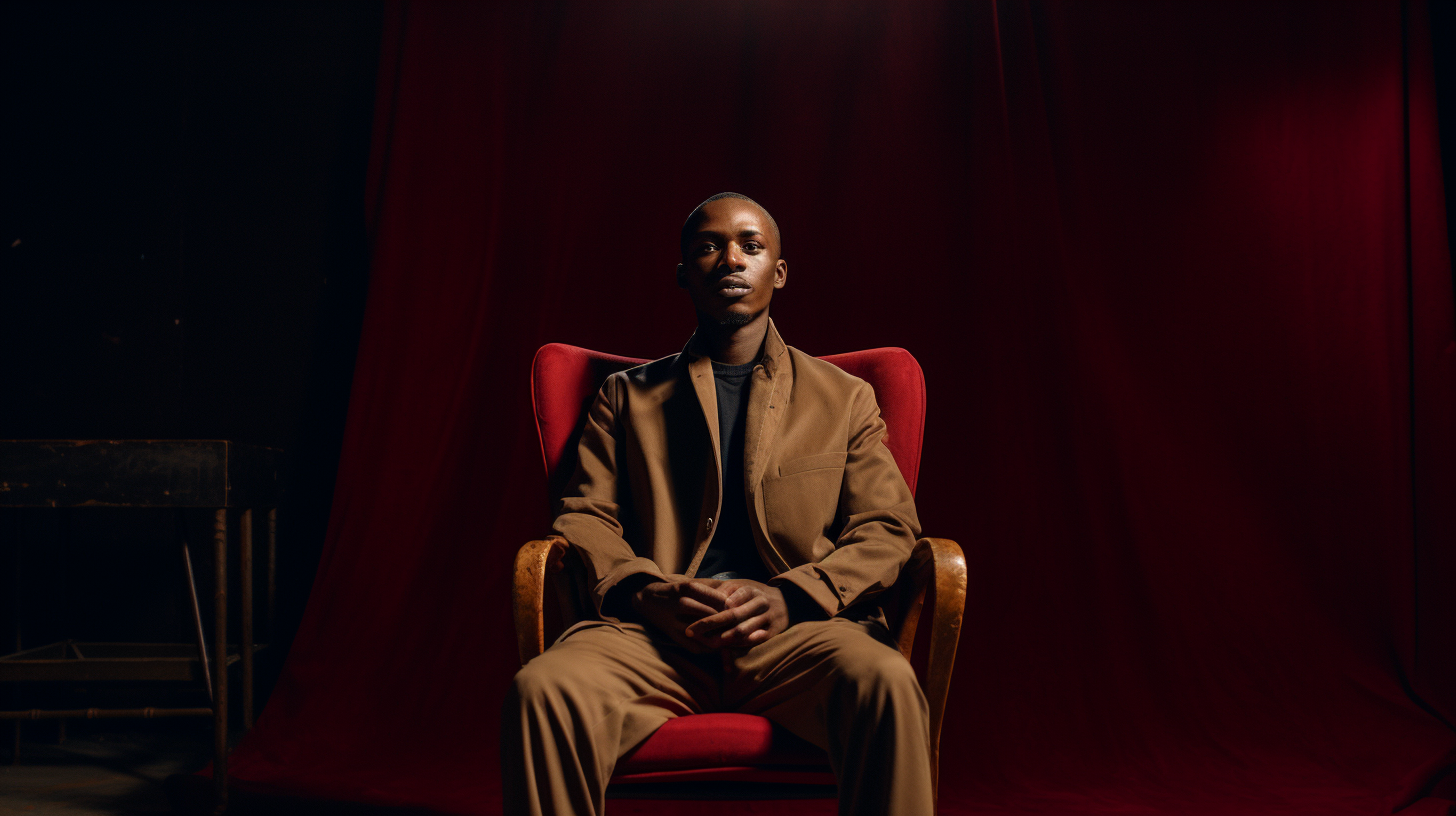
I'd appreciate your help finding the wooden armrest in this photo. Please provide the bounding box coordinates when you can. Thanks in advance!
[512,536,569,666]
[892,536,967,801]
[924,538,966,794]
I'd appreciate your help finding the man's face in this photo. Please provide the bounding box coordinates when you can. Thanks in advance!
[677,198,787,327]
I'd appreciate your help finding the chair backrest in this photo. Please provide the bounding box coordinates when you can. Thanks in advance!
[531,343,926,506]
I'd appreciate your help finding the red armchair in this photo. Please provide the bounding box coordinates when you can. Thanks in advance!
[513,343,966,803]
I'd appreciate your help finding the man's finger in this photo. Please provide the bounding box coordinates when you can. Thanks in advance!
[679,581,730,608]
[684,611,737,639]
[685,602,758,638]
[706,614,772,647]
[722,585,758,609]
[674,597,720,618]
[734,611,774,636]
[712,597,767,627]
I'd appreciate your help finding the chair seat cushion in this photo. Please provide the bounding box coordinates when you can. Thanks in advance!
[613,713,832,779]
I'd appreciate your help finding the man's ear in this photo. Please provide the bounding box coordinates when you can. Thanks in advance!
[773,259,788,289]
[676,263,687,288]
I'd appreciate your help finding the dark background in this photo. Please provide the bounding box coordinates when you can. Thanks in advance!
[0,1,380,700]
[4,2,1456,815]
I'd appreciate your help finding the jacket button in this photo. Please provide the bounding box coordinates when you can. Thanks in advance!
[706,517,714,531]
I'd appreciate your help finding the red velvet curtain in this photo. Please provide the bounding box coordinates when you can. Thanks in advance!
[228,2,1456,813]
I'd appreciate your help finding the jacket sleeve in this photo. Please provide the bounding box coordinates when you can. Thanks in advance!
[551,373,669,620]
[770,380,921,617]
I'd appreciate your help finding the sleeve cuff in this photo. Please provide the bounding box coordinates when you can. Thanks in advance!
[776,581,829,624]
[770,565,843,618]
[594,559,669,621]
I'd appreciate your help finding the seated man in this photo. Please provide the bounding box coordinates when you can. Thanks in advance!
[502,193,932,816]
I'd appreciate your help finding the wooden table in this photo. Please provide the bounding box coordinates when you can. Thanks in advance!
[0,440,280,812]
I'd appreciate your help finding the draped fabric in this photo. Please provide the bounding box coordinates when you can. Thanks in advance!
[226,2,1456,813]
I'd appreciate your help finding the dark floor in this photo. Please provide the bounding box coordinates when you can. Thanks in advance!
[0,723,436,816]
[0,724,206,815]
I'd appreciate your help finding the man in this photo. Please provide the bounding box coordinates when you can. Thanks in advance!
[503,193,933,815]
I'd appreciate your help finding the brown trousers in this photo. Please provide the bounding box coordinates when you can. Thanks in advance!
[501,617,934,816]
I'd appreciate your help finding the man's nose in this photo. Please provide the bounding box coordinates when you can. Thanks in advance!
[719,242,746,270]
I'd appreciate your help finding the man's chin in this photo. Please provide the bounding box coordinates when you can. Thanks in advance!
[694,304,766,329]
[719,304,774,326]
[717,311,756,328]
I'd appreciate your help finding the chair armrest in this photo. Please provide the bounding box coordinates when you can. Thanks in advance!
[893,536,966,801]
[512,536,569,666]
[925,538,966,784]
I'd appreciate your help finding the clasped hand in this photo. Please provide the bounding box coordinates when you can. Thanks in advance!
[630,579,790,651]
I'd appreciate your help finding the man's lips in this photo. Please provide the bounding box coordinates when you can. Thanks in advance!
[716,277,752,297]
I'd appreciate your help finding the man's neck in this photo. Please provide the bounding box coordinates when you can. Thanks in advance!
[696,312,770,366]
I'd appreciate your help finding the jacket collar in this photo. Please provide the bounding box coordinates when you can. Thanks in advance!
[679,317,788,377]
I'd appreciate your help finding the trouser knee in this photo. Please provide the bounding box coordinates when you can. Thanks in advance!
[506,658,577,715]
[827,652,928,732]
[844,650,922,697]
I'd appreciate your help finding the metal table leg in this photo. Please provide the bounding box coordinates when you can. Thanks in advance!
[267,509,277,644]
[212,509,228,813]
[240,509,254,730]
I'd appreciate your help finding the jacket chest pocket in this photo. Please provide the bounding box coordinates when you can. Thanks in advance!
[776,451,847,477]
[762,452,847,559]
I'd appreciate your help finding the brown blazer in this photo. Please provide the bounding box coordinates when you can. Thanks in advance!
[552,320,922,620]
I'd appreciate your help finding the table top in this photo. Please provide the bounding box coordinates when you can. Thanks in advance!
[0,440,281,508]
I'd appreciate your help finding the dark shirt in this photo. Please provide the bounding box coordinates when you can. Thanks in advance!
[696,359,768,581]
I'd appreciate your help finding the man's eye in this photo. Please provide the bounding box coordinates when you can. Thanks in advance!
[743,242,762,252]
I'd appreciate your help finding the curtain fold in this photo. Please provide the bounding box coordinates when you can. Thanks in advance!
[226,2,1456,813]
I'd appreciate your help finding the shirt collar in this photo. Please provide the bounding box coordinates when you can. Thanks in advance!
[682,317,788,377]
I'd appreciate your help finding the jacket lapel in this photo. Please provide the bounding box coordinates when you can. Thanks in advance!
[680,320,793,575]
[681,337,721,577]
[744,320,792,570]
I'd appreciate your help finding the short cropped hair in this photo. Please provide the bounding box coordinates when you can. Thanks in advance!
[679,192,782,262]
